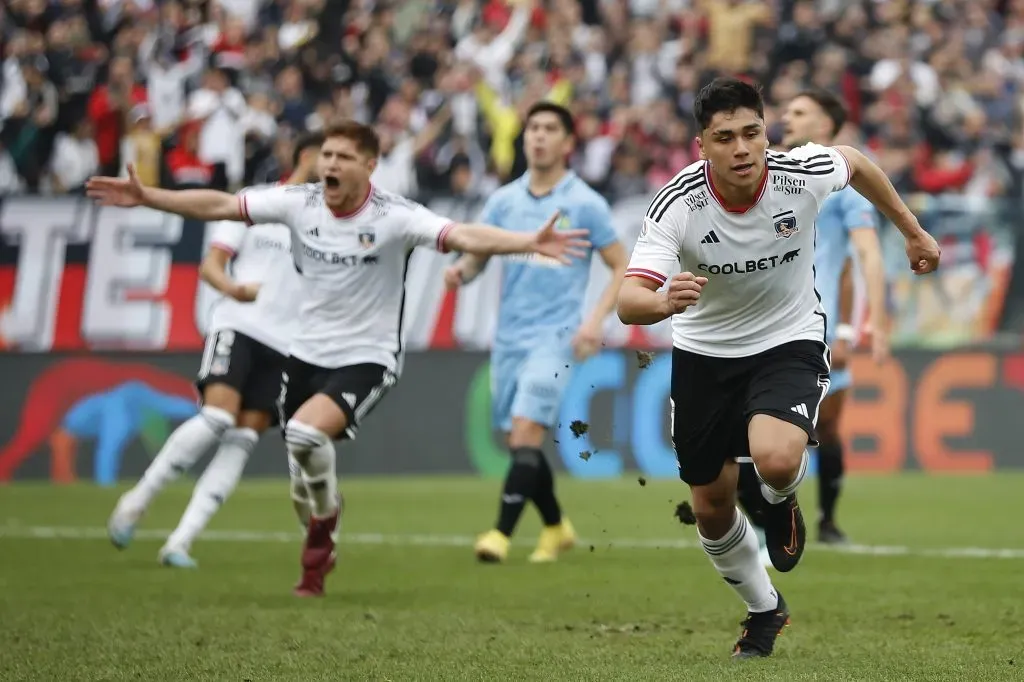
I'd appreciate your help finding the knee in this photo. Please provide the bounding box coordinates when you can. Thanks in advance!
[692,490,736,538]
[507,418,546,449]
[750,438,805,488]
[200,406,236,436]
[284,420,328,464]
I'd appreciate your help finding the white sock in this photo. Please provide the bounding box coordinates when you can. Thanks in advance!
[164,427,259,552]
[758,449,809,505]
[288,452,312,528]
[284,420,339,518]
[125,407,235,512]
[699,510,779,613]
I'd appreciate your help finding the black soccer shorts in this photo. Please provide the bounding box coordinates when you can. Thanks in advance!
[277,356,396,440]
[196,329,287,420]
[670,339,830,486]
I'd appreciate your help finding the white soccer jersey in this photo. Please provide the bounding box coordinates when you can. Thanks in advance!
[239,182,455,372]
[207,219,300,355]
[626,143,852,358]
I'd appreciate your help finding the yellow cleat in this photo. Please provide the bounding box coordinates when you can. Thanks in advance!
[474,529,510,563]
[528,518,577,563]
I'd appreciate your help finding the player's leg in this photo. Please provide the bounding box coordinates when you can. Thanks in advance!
[816,371,850,544]
[735,460,772,568]
[107,331,245,548]
[745,340,831,573]
[672,348,789,659]
[159,345,290,566]
[474,351,525,562]
[511,349,576,563]
[159,411,265,568]
[284,361,394,596]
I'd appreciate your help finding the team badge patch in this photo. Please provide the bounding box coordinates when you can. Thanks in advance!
[358,230,376,248]
[774,215,799,240]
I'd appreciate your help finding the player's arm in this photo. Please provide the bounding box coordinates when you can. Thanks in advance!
[199,222,259,302]
[443,219,588,261]
[849,227,889,361]
[617,215,700,325]
[582,199,629,328]
[834,145,939,273]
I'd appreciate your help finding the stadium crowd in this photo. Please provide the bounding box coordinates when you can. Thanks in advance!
[2,0,1024,201]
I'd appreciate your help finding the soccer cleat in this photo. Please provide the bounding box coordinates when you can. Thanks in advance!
[107,493,144,550]
[474,529,510,563]
[761,494,806,573]
[528,518,577,563]
[293,509,339,597]
[818,520,849,545]
[159,546,198,569]
[732,592,791,659]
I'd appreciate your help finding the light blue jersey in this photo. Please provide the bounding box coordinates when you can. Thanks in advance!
[478,171,619,430]
[815,186,876,393]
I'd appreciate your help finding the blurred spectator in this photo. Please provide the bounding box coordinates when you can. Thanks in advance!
[49,118,99,194]
[0,0,1021,207]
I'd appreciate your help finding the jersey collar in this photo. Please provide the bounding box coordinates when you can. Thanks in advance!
[704,161,769,214]
[521,170,577,199]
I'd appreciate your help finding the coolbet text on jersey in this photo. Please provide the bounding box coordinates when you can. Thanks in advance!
[626,143,852,358]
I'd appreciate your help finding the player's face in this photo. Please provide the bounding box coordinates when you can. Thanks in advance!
[523,112,574,172]
[781,96,830,148]
[697,108,768,190]
[318,135,376,205]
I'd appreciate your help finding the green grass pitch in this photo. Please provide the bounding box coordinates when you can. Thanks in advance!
[1,474,1023,681]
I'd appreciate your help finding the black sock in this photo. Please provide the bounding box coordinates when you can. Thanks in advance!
[532,450,562,526]
[817,440,844,525]
[495,447,543,537]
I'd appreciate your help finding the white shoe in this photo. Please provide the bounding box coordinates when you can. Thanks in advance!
[107,493,145,550]
[159,545,198,569]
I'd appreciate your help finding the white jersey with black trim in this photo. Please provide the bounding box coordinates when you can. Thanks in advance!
[206,217,299,355]
[626,143,852,358]
[238,182,455,373]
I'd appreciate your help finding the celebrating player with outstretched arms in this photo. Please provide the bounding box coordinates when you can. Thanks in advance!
[88,119,590,598]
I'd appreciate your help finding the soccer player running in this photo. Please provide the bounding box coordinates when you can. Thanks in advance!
[106,132,324,568]
[616,78,939,659]
[87,119,590,597]
[738,89,890,549]
[444,102,627,564]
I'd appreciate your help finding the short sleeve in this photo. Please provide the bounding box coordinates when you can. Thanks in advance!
[839,189,877,233]
[208,220,246,256]
[783,143,852,203]
[404,202,457,253]
[584,198,619,251]
[625,214,681,288]
[477,193,504,226]
[237,184,299,227]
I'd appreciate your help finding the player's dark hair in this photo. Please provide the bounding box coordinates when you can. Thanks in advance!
[322,119,381,158]
[693,77,765,132]
[526,101,576,137]
[292,130,325,167]
[796,88,847,137]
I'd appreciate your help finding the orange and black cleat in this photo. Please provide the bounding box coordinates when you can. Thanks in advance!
[763,494,806,572]
[731,592,791,660]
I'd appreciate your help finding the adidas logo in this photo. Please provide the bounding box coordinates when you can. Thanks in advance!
[790,403,809,418]
[700,230,721,245]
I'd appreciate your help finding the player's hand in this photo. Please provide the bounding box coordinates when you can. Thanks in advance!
[867,324,890,365]
[231,282,261,302]
[665,272,707,314]
[531,211,591,264]
[572,319,603,361]
[830,338,850,371]
[443,265,465,291]
[905,230,940,275]
[86,163,146,208]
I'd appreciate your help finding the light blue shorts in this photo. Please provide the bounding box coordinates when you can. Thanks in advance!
[828,367,852,394]
[491,347,574,432]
